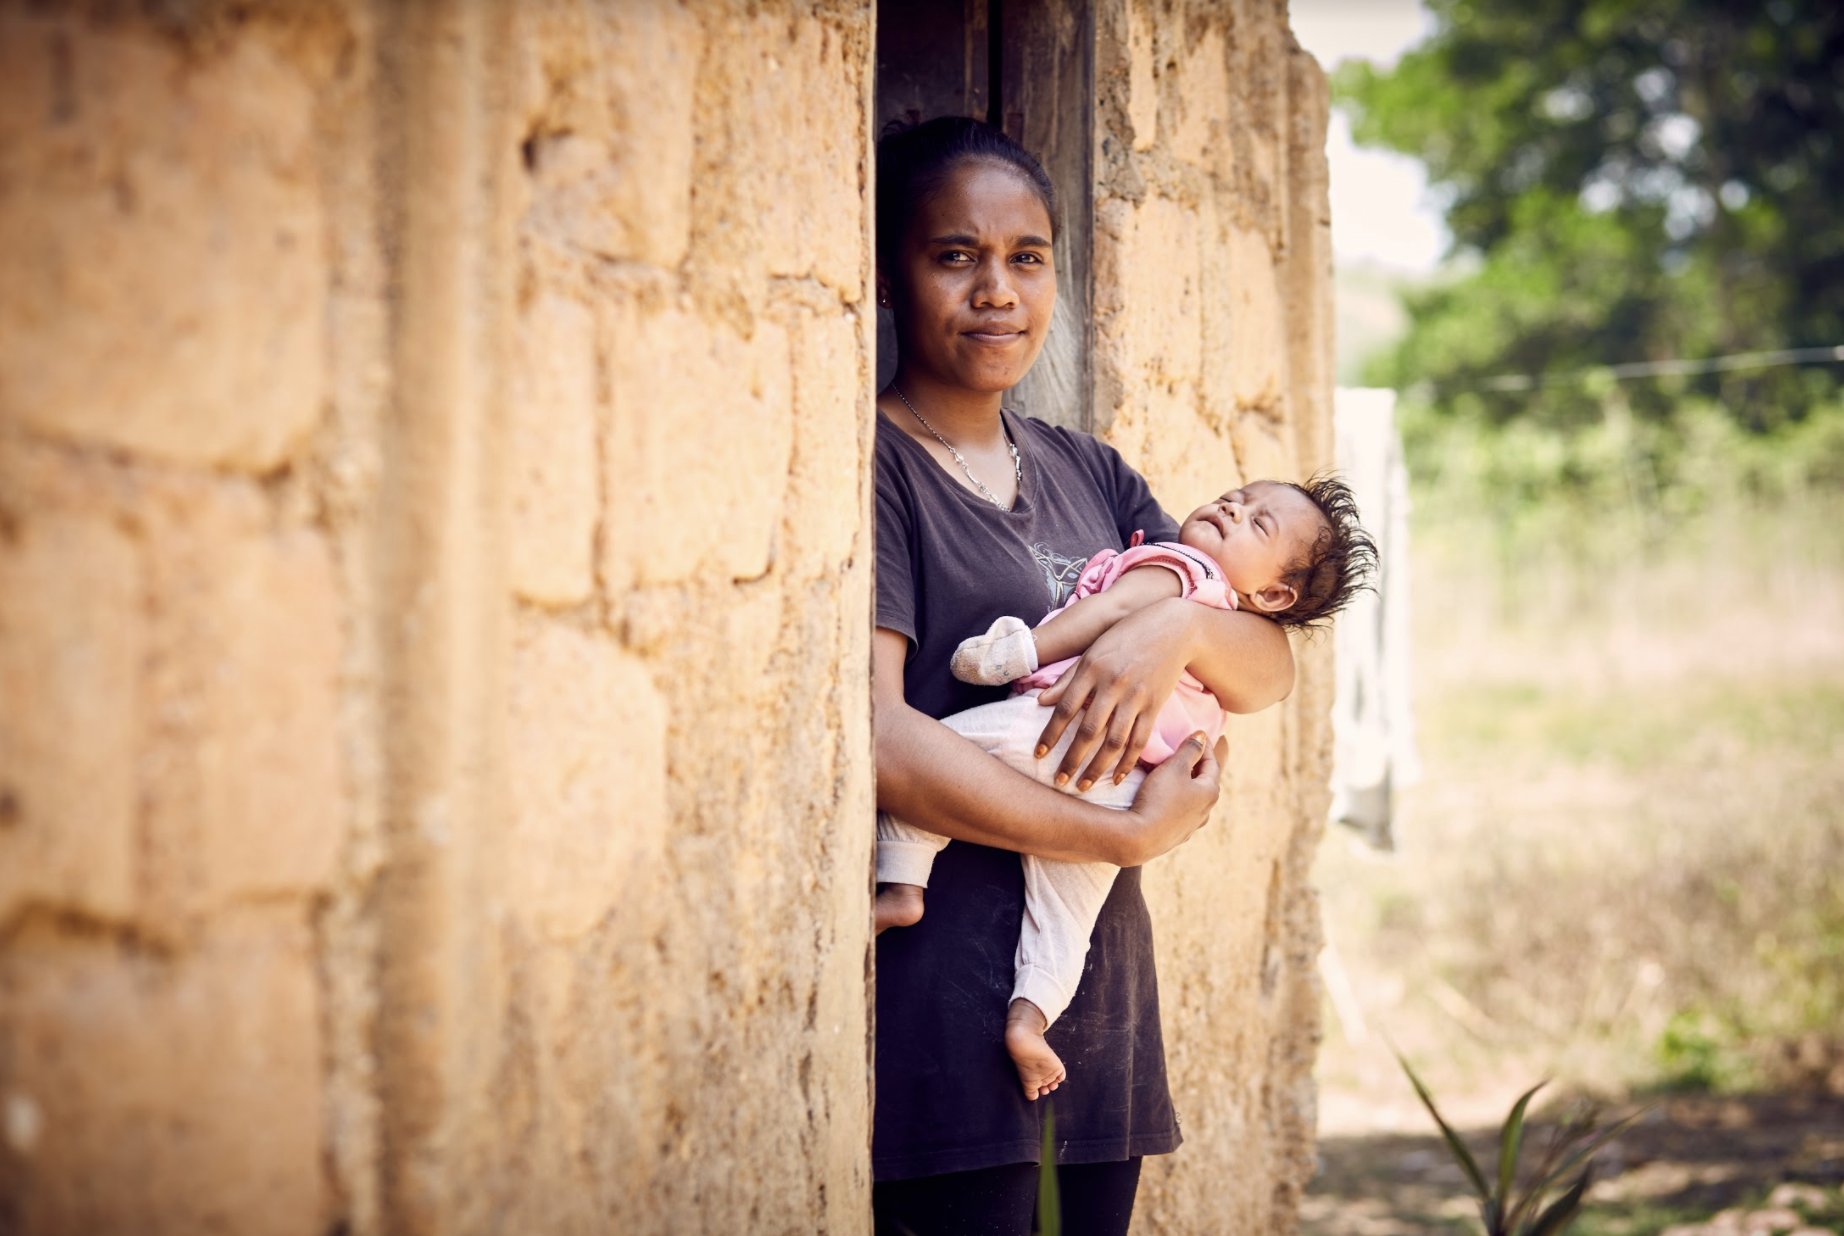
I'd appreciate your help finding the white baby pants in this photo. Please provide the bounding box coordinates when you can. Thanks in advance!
[876,690,1147,1030]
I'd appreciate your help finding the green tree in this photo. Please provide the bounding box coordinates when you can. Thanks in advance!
[1337,0,1844,430]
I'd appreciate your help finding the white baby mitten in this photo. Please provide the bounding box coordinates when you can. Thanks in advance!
[951,615,1040,685]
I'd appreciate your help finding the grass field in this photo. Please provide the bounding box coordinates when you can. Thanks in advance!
[1303,487,1844,1235]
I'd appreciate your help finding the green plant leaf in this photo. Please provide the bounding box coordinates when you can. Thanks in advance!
[1498,1082,1547,1207]
[1037,1103,1060,1236]
[1526,1109,1648,1204]
[1396,1052,1492,1201]
[1521,1170,1591,1236]
[1515,1112,1577,1222]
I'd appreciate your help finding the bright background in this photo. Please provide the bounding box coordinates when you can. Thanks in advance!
[1285,4,1844,1233]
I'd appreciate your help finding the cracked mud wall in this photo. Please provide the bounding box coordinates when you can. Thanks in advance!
[1091,3,1335,1234]
[0,2,875,1233]
[0,1,1333,1233]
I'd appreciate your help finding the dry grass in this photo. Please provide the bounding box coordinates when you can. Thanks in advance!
[1307,497,1844,1229]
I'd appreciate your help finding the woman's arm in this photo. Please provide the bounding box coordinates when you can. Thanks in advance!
[1029,567,1184,666]
[875,628,1223,868]
[1034,599,1295,790]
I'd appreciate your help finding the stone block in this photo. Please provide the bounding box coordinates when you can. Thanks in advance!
[0,13,326,471]
[1111,385,1240,517]
[0,509,141,923]
[1222,706,1288,814]
[1106,196,1204,391]
[489,938,658,1232]
[686,9,866,321]
[781,310,866,579]
[507,615,667,940]
[140,482,342,925]
[510,292,599,606]
[1091,196,1135,325]
[0,910,328,1235]
[1127,3,1160,152]
[1232,8,1287,236]
[603,305,793,589]
[1170,27,1231,180]
[749,15,866,295]
[1229,412,1295,486]
[1223,228,1286,410]
[1193,199,1239,436]
[519,0,699,269]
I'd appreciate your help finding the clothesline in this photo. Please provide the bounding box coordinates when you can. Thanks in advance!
[1478,343,1844,392]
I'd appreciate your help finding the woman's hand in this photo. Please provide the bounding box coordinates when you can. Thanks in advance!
[1118,732,1226,866]
[1034,598,1198,790]
[877,626,1215,866]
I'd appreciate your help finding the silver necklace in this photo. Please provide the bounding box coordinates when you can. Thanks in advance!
[893,386,1022,511]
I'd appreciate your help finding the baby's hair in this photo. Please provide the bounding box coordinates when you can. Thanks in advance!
[1273,473,1377,630]
[875,116,1058,267]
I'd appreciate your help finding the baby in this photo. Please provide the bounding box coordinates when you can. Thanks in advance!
[876,477,1375,1100]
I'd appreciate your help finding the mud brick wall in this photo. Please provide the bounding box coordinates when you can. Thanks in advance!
[0,1,1333,1233]
[0,2,875,1232]
[1091,3,1336,1233]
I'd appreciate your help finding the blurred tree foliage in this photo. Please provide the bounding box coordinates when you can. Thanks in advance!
[1337,0,1844,431]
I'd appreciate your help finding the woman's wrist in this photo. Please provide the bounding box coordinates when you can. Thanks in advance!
[1015,790,1138,866]
[1130,596,1206,667]
[1068,798,1143,867]
[1133,595,1210,688]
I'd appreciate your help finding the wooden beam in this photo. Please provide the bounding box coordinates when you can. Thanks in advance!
[999,0,1093,431]
[875,0,990,135]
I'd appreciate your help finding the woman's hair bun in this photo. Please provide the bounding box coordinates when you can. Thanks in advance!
[876,116,1058,264]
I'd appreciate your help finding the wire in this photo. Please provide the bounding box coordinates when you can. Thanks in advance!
[1479,344,1844,392]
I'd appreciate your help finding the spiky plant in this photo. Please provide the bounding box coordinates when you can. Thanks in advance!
[1397,1054,1647,1236]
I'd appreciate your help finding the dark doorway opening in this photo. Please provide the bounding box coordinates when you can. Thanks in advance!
[874,0,1094,432]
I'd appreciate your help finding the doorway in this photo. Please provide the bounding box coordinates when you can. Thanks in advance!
[874,0,1095,432]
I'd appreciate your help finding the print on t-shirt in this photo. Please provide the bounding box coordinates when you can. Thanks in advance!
[1030,542,1090,611]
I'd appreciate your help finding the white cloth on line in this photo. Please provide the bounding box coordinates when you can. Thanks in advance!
[1329,387,1421,850]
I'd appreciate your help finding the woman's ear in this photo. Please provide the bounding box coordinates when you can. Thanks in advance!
[1243,581,1298,615]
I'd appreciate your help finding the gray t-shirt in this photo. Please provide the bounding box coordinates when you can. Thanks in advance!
[874,409,1183,1181]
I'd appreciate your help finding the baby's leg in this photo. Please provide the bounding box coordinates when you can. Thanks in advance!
[873,696,1040,934]
[1014,850,1128,1023]
[875,812,948,934]
[1006,847,1128,1098]
[985,701,1147,1098]
[874,885,925,934]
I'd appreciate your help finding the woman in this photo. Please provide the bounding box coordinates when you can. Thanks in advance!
[871,118,1295,1236]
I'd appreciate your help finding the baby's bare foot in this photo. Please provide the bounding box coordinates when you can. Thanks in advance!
[875,884,926,936]
[1004,999,1066,1101]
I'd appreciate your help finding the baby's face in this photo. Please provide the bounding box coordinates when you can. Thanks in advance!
[1178,481,1324,614]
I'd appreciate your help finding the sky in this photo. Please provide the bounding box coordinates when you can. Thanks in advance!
[1288,0,1448,272]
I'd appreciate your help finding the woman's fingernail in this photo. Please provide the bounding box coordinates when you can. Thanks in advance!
[1054,773,1068,786]
[1035,745,1048,758]
[1077,779,1092,792]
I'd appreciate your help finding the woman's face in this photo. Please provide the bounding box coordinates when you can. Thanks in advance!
[882,160,1057,394]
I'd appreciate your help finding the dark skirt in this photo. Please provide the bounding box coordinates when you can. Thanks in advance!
[872,838,1181,1181]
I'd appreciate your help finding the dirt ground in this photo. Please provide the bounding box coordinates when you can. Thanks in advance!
[1303,507,1844,1236]
[1304,1091,1844,1236]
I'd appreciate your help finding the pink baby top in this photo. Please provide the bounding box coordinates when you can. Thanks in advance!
[1014,535,1236,766]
